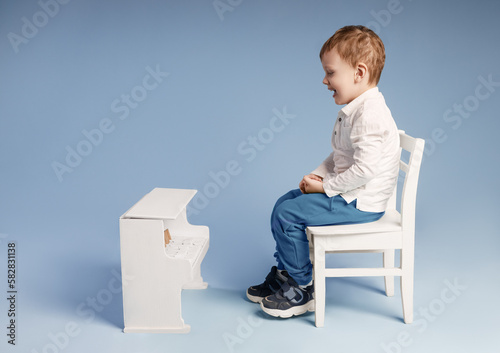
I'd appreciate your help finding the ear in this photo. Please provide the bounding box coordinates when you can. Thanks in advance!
[354,62,368,83]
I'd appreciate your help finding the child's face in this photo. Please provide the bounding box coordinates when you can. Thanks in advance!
[321,49,363,105]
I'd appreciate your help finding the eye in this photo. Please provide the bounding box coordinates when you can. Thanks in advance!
[327,71,334,76]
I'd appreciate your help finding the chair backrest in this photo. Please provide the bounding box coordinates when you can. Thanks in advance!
[387,131,425,230]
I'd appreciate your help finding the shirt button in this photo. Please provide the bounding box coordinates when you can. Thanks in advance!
[339,117,342,122]
[334,131,337,135]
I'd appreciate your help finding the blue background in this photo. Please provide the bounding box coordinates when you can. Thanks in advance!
[1,0,499,352]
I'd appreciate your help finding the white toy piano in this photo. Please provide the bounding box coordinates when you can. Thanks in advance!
[119,188,209,333]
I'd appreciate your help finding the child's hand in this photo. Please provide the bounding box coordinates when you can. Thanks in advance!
[300,174,324,194]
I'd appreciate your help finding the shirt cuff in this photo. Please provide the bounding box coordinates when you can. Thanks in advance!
[323,181,339,198]
[323,180,357,203]
[311,166,328,179]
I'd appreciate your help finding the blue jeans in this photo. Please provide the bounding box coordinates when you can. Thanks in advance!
[271,189,384,285]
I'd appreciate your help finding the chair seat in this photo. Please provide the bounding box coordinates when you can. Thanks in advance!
[307,210,403,251]
[307,209,401,236]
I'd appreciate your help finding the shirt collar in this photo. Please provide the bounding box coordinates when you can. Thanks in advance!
[340,87,380,117]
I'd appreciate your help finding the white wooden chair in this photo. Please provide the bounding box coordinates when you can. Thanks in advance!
[306,131,425,327]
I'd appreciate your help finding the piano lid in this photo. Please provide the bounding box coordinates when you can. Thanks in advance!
[121,188,197,220]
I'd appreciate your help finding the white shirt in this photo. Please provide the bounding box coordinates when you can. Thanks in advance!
[311,87,400,213]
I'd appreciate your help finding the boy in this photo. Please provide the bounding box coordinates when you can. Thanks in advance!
[246,25,400,318]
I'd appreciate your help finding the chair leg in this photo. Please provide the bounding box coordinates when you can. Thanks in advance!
[383,250,395,297]
[313,238,326,328]
[400,248,414,324]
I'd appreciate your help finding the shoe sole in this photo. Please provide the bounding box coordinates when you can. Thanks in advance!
[246,291,264,303]
[260,299,315,318]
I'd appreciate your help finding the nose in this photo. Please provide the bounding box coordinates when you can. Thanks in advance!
[322,76,328,85]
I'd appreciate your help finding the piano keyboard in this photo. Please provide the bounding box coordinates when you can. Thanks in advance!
[165,237,208,264]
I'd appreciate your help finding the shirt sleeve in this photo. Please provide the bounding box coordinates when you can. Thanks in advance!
[310,152,335,179]
[323,116,387,197]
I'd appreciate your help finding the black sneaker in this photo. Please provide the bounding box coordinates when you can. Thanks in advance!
[260,277,314,318]
[246,266,289,303]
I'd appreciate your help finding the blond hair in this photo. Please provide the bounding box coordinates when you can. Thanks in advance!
[320,25,386,85]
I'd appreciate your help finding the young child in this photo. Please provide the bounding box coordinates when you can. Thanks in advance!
[246,25,400,318]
